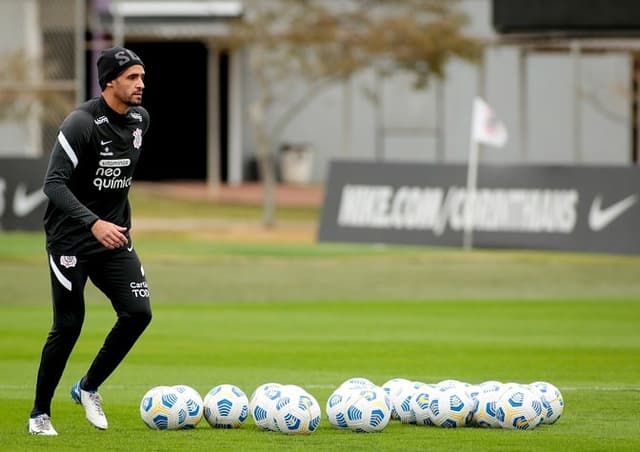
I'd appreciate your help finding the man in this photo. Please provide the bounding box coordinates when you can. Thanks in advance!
[27,46,152,436]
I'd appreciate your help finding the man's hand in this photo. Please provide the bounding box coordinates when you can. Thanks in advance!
[91,219,128,249]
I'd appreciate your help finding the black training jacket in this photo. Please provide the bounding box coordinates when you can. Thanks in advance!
[43,96,150,256]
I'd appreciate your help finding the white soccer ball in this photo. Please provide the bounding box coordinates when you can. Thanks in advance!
[172,385,204,429]
[203,384,249,429]
[272,386,321,435]
[249,383,282,431]
[382,378,417,423]
[436,379,466,390]
[343,386,391,433]
[495,385,544,430]
[471,383,504,428]
[478,380,504,393]
[429,384,476,428]
[381,378,412,421]
[340,377,376,390]
[326,385,359,429]
[409,383,438,426]
[529,381,564,424]
[140,385,189,430]
[465,384,482,400]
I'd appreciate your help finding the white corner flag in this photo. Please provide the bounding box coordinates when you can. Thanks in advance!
[464,97,508,250]
[471,96,508,148]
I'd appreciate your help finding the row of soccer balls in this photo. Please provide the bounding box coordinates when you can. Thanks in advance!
[140,383,316,432]
[340,377,564,431]
[139,377,564,433]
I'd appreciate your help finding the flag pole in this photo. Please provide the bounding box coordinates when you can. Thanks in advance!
[464,96,507,250]
[463,128,479,251]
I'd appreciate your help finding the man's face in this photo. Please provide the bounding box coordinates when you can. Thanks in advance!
[111,65,145,106]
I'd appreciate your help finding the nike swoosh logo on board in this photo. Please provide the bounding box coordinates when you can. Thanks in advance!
[588,194,637,231]
[13,183,48,217]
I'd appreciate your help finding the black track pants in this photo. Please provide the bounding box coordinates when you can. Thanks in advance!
[31,246,152,417]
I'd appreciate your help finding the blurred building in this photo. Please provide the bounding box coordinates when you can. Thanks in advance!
[1,0,639,184]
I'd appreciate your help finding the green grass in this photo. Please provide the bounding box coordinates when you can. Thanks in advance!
[1,232,639,451]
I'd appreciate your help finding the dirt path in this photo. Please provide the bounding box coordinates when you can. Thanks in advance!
[132,181,324,243]
[134,181,324,208]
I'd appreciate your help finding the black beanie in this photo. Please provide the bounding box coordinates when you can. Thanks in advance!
[97,46,145,90]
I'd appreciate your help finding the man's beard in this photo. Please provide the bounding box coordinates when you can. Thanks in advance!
[126,97,142,106]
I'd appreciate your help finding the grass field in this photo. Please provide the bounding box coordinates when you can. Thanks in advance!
[1,215,639,450]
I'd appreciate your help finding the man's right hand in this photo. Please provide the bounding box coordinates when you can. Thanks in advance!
[91,219,128,249]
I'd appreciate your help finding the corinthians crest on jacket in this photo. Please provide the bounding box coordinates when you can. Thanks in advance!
[133,128,142,150]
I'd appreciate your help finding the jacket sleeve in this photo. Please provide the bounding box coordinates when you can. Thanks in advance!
[141,106,151,135]
[43,110,100,229]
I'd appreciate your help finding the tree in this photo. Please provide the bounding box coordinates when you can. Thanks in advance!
[225,0,484,227]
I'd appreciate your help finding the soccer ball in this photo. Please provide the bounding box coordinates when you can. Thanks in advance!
[381,378,412,421]
[382,378,416,424]
[340,377,376,389]
[325,384,364,430]
[343,386,392,433]
[140,386,189,430]
[471,383,504,428]
[272,386,321,435]
[465,384,482,400]
[530,381,564,424]
[495,385,544,430]
[429,384,476,428]
[479,380,503,391]
[172,385,204,429]
[249,383,282,431]
[203,384,249,428]
[409,383,438,426]
[436,379,466,390]
[326,385,355,429]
